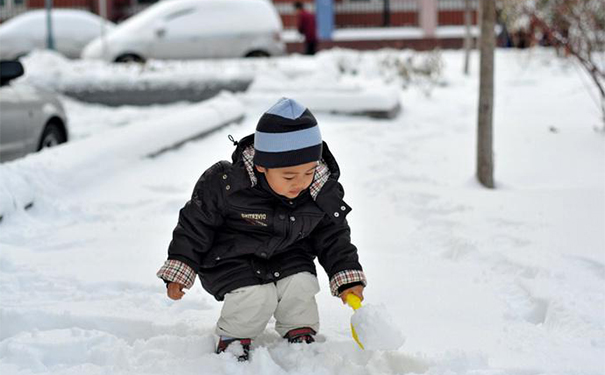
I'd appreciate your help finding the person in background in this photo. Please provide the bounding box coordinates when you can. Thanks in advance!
[294,1,318,55]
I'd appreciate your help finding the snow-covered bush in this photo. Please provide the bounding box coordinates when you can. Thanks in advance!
[332,49,444,94]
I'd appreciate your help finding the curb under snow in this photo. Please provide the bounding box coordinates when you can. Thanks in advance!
[19,50,402,118]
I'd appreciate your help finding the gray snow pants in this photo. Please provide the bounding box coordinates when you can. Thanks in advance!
[215,271,320,339]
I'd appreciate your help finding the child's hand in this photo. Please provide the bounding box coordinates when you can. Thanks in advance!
[339,285,364,304]
[167,282,186,300]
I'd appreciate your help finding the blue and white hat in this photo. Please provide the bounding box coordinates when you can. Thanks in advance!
[253,98,323,168]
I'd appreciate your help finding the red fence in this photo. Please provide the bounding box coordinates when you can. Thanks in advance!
[1,0,477,29]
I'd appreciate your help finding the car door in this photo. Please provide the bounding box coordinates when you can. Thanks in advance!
[0,85,28,162]
[150,6,205,60]
[14,84,50,154]
[150,4,234,60]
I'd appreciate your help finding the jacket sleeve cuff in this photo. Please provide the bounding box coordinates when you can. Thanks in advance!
[156,259,196,289]
[329,269,367,297]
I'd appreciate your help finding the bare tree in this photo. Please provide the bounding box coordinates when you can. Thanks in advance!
[463,0,473,75]
[501,0,605,128]
[535,0,604,128]
[477,0,496,188]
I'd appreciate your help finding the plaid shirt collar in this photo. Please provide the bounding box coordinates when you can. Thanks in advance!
[241,145,330,201]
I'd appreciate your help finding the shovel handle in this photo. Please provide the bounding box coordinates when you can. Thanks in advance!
[346,293,362,310]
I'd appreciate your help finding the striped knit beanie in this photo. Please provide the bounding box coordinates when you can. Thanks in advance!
[253,97,323,168]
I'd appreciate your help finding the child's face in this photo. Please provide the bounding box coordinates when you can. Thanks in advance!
[256,161,317,199]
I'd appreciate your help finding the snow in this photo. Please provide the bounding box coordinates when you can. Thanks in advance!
[0,48,604,375]
[18,50,256,92]
[350,303,406,351]
[0,93,243,219]
[283,26,480,43]
[0,9,115,60]
[18,49,404,114]
[0,9,114,36]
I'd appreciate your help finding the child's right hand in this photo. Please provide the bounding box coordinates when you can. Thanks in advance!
[167,282,186,300]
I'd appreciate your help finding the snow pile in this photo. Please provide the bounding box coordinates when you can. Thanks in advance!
[244,49,444,114]
[16,49,443,115]
[60,96,197,140]
[351,304,405,351]
[0,93,244,219]
[19,50,255,92]
[0,170,33,219]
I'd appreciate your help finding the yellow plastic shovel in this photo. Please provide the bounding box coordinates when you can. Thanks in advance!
[346,293,365,350]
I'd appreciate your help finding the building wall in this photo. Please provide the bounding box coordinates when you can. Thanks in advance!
[2,0,477,27]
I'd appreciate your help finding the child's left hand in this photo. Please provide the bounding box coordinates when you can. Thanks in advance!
[339,285,365,304]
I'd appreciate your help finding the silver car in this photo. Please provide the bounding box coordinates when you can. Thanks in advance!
[0,61,68,163]
[82,0,285,63]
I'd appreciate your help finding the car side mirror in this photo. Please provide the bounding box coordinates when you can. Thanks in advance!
[0,60,24,86]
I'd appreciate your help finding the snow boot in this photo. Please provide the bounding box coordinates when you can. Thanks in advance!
[284,327,316,344]
[216,337,251,361]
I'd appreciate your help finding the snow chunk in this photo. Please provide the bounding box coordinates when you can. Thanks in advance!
[351,304,405,351]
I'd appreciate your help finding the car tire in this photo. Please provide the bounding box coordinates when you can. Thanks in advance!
[245,50,270,58]
[115,54,145,64]
[38,121,67,151]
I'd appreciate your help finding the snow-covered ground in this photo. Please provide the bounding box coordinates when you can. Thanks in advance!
[0,48,604,375]
[281,26,481,43]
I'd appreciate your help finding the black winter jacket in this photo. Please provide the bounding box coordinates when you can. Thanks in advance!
[165,134,363,300]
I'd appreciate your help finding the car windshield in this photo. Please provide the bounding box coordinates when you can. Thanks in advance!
[116,0,196,33]
[0,10,42,34]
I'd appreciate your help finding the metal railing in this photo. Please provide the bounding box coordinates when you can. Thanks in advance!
[0,0,477,28]
[333,0,419,28]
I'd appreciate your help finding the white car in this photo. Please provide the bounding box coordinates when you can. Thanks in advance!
[0,9,115,60]
[0,61,68,163]
[82,0,285,63]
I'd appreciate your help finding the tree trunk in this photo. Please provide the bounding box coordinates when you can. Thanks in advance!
[476,0,495,188]
[463,0,472,75]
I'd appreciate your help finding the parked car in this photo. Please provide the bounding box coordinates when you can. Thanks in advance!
[81,0,285,63]
[0,61,68,163]
[0,9,115,60]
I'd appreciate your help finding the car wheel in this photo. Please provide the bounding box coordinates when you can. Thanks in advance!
[245,50,270,58]
[38,121,67,151]
[115,54,145,64]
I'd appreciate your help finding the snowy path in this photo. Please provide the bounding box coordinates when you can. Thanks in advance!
[1,50,604,374]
